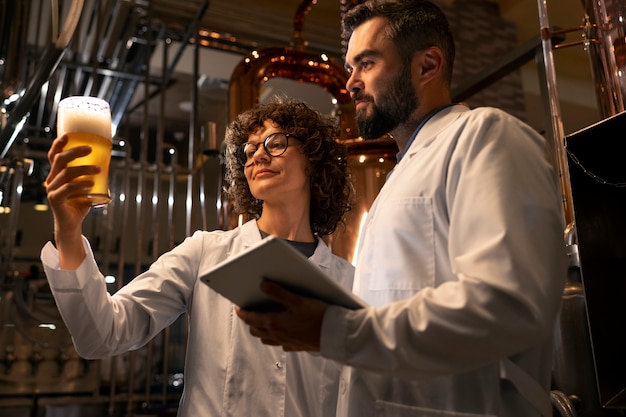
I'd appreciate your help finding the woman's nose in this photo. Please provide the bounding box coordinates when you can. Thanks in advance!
[251,145,270,163]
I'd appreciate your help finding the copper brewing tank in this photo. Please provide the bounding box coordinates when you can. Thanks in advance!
[228,46,358,141]
[226,0,398,262]
[582,0,626,117]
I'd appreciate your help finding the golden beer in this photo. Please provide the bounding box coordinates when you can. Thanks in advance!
[57,97,113,207]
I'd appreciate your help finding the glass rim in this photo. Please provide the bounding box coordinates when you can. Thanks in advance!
[59,95,110,110]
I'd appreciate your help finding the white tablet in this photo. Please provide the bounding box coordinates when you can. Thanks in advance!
[199,236,367,311]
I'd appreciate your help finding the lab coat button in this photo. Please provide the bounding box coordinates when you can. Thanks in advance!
[275,361,282,369]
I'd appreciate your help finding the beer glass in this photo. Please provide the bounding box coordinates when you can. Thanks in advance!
[57,96,113,207]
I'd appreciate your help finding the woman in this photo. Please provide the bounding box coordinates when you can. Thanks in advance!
[40,96,354,416]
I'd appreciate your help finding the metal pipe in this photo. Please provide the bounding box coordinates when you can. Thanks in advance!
[0,0,84,157]
[0,0,29,101]
[0,158,31,285]
[535,3,608,416]
[0,46,65,158]
[185,40,200,237]
[167,152,177,250]
[580,0,626,117]
[109,139,133,417]
[536,0,576,229]
[125,4,155,413]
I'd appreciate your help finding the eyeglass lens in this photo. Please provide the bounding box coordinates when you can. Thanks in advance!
[240,133,289,164]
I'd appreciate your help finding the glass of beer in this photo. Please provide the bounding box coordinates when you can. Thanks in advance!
[57,96,113,207]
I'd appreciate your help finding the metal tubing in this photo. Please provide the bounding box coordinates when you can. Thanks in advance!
[536,2,606,416]
[185,40,200,237]
[581,0,626,117]
[1,160,27,283]
[536,0,575,229]
[0,45,65,158]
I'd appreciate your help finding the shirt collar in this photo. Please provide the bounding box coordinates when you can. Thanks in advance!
[396,103,456,163]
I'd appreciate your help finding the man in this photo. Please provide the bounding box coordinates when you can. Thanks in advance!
[237,1,568,416]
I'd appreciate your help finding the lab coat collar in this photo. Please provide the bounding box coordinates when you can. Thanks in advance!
[239,219,264,249]
[404,104,469,159]
[240,218,334,270]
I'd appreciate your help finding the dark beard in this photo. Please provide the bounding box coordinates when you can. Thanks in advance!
[356,66,418,140]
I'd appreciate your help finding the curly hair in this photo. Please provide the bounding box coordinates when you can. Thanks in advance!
[223,96,353,236]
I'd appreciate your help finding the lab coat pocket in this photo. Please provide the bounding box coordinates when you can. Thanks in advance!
[375,400,495,417]
[366,197,434,291]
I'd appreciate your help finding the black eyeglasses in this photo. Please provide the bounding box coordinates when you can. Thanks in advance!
[238,132,292,166]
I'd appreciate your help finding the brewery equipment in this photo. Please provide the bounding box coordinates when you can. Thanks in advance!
[536,1,626,415]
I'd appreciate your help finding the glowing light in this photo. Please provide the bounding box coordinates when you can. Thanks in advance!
[352,211,369,266]
[358,155,366,163]
[152,196,158,205]
[119,193,126,202]
[33,203,49,212]
[136,194,142,203]
[320,53,329,61]
[105,275,116,284]
[39,323,57,330]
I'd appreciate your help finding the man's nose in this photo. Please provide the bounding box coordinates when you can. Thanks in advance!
[346,72,362,95]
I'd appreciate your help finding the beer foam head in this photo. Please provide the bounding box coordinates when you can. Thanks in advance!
[58,96,112,139]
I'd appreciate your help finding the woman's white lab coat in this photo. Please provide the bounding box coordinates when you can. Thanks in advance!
[41,219,354,417]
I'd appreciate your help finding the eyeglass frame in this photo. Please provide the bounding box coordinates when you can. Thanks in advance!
[238,132,294,166]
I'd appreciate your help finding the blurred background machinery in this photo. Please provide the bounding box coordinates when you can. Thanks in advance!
[0,0,624,416]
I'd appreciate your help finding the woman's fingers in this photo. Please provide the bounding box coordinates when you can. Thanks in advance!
[46,164,99,192]
[46,135,96,190]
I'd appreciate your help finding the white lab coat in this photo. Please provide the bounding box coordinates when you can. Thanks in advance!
[321,105,568,417]
[41,219,354,417]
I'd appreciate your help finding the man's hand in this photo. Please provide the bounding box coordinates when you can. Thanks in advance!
[235,280,327,351]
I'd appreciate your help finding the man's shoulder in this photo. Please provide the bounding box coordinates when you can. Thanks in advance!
[460,106,528,127]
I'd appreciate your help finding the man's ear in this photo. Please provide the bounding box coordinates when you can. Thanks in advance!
[416,47,444,80]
